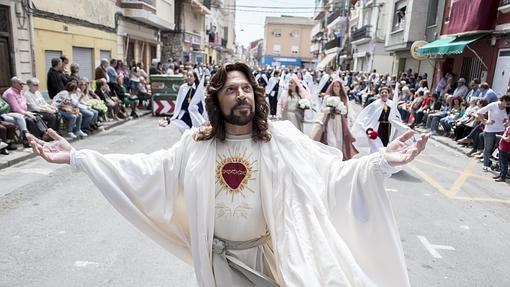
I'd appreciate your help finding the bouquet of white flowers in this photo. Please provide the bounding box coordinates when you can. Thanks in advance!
[298,98,312,110]
[325,96,347,118]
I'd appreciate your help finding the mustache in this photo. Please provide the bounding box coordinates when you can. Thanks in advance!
[233,100,252,109]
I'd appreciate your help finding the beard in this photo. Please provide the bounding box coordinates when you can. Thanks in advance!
[222,101,255,126]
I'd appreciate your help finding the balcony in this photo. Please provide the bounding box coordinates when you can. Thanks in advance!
[221,38,227,48]
[310,42,320,53]
[351,25,371,43]
[324,37,342,51]
[121,0,175,30]
[499,0,510,13]
[326,9,347,25]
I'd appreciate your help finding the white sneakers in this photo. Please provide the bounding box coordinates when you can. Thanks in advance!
[66,130,88,140]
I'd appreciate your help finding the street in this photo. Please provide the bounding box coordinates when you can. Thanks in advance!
[1,115,509,287]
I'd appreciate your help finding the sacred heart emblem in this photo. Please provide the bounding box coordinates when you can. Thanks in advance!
[221,162,248,190]
[216,154,254,198]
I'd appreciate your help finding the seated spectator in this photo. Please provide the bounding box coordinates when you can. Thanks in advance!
[0,96,30,147]
[458,99,489,156]
[415,91,433,126]
[0,121,17,154]
[439,96,464,136]
[95,78,126,120]
[47,57,66,99]
[465,78,481,102]
[453,97,479,142]
[24,78,60,131]
[136,77,152,109]
[112,75,139,118]
[2,77,49,140]
[78,79,108,120]
[70,82,99,133]
[52,81,88,140]
[453,78,469,100]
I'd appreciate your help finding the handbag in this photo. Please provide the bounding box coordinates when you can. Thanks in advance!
[0,98,10,114]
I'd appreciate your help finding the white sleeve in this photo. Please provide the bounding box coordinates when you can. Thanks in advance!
[69,135,193,264]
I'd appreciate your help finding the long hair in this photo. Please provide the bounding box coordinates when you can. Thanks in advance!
[194,62,271,142]
[325,79,348,110]
[287,78,301,99]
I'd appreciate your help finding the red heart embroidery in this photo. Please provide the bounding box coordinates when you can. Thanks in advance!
[221,162,248,190]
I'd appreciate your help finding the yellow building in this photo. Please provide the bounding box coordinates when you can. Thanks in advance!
[32,0,118,91]
[262,16,315,68]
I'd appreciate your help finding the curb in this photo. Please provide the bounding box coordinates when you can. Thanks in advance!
[0,110,153,171]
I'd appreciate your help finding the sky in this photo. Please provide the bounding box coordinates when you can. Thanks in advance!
[234,0,316,47]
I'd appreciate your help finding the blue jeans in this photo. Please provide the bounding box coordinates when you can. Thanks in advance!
[499,150,509,179]
[483,131,503,167]
[0,113,28,132]
[59,110,82,133]
[79,107,95,130]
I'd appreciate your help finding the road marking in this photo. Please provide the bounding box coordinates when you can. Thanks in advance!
[407,163,450,197]
[0,167,55,176]
[459,225,470,230]
[451,196,510,204]
[414,159,492,181]
[74,261,99,267]
[448,159,477,196]
[385,188,398,192]
[417,235,455,259]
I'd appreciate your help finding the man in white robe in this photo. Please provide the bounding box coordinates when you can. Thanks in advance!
[28,62,430,287]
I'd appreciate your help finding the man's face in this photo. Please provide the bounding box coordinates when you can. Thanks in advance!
[12,80,23,91]
[28,83,39,93]
[380,89,389,101]
[218,70,255,126]
[458,80,465,86]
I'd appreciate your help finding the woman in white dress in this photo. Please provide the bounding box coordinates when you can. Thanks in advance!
[277,76,310,132]
[311,79,358,160]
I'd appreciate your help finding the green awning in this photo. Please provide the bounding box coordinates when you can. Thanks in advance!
[417,34,486,56]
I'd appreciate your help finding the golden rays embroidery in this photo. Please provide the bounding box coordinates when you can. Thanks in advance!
[215,147,257,201]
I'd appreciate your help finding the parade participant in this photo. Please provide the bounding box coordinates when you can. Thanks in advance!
[277,75,310,132]
[317,67,334,97]
[311,79,358,160]
[28,62,430,287]
[264,70,281,118]
[169,70,204,132]
[353,85,410,154]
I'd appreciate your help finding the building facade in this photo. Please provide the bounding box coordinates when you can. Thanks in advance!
[117,0,175,69]
[204,0,236,65]
[31,0,119,91]
[417,0,510,96]
[263,16,315,68]
[311,0,350,69]
[349,0,393,74]
[384,0,445,82]
[162,0,209,64]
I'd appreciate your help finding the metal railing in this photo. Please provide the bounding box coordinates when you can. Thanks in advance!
[351,25,371,42]
[326,9,348,25]
[121,0,155,6]
[324,37,341,50]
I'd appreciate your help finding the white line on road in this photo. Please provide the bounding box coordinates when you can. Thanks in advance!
[74,261,100,267]
[417,235,455,259]
[0,167,56,176]
[385,188,398,192]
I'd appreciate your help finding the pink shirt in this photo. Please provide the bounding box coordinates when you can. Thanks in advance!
[2,87,27,113]
[499,126,510,153]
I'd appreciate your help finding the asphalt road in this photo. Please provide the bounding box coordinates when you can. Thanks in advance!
[1,113,509,287]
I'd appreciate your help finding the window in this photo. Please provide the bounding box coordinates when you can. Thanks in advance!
[72,47,93,81]
[272,30,281,37]
[290,31,299,38]
[392,0,407,32]
[427,0,439,26]
[291,45,299,54]
[273,44,281,54]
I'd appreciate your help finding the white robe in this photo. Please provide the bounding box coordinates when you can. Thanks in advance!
[70,121,410,287]
[352,99,410,154]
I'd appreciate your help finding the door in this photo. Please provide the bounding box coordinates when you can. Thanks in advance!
[72,47,93,81]
[0,5,13,93]
[492,49,510,98]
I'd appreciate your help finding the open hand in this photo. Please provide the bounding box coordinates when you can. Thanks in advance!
[27,128,72,164]
[384,130,430,166]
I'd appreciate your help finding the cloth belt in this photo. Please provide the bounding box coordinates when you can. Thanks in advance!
[212,233,278,287]
[379,121,390,123]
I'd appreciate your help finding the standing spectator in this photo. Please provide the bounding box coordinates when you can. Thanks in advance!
[69,63,81,83]
[3,77,48,139]
[453,78,469,100]
[47,58,66,99]
[479,82,498,103]
[476,95,510,171]
[24,78,60,131]
[435,72,449,95]
[95,59,109,82]
[149,59,162,75]
[106,59,118,86]
[495,113,510,182]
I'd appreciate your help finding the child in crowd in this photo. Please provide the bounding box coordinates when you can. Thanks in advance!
[495,113,510,182]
